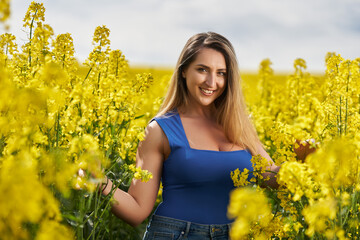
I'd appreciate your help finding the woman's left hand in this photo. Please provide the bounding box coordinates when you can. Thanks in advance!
[294,139,318,162]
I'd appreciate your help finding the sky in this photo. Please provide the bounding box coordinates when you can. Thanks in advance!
[4,0,360,73]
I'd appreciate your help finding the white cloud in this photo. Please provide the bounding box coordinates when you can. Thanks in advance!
[5,0,360,72]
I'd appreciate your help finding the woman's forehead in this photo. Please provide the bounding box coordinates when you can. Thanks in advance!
[191,48,226,69]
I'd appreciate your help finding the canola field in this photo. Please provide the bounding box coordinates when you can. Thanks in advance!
[1,2,360,240]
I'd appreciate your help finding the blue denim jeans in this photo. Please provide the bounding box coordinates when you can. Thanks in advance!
[142,215,231,240]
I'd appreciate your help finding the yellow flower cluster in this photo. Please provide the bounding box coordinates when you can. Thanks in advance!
[0,2,161,239]
[302,197,337,237]
[228,187,282,240]
[231,167,250,187]
[230,154,271,187]
[0,0,10,29]
[230,54,360,239]
[2,1,360,239]
[128,164,153,182]
[278,161,320,201]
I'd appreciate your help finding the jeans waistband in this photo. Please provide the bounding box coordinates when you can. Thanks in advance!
[149,214,231,238]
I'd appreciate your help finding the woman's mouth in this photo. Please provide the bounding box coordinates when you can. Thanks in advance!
[200,87,215,96]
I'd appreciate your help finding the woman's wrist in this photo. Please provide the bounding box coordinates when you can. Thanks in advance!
[100,176,113,195]
[101,177,109,192]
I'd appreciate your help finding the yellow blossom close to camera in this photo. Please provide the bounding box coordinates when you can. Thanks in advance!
[228,187,272,240]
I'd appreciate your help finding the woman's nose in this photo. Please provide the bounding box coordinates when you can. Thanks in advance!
[205,72,216,88]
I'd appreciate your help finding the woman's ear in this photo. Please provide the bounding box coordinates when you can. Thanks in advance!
[181,68,186,79]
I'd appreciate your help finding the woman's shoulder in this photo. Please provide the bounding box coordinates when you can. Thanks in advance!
[142,120,166,151]
[147,109,177,137]
[151,109,178,121]
[143,113,172,157]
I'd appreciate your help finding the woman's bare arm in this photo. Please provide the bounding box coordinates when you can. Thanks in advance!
[257,144,280,189]
[101,121,165,227]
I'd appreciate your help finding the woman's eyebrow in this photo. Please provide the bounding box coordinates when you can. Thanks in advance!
[195,64,209,69]
[195,64,226,71]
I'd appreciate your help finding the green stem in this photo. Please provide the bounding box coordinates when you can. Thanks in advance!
[339,189,343,227]
[341,189,355,228]
[86,181,122,240]
[62,53,65,68]
[102,109,109,150]
[83,67,92,84]
[77,192,85,240]
[55,112,60,148]
[344,62,350,136]
[97,72,101,89]
[81,164,120,226]
[28,9,38,67]
[339,96,342,136]
[345,98,348,135]
[109,215,113,240]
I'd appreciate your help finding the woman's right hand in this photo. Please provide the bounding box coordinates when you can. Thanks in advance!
[74,167,107,193]
[74,121,165,227]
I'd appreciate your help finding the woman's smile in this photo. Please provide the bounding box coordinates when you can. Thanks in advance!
[199,87,216,96]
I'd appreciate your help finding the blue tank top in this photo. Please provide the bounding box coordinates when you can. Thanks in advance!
[152,109,253,224]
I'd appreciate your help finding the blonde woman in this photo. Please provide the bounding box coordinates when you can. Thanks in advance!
[101,32,279,240]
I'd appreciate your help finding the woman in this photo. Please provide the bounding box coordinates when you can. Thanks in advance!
[101,32,279,239]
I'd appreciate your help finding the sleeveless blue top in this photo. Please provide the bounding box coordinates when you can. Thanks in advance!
[152,110,253,224]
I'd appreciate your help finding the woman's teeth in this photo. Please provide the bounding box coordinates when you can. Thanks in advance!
[200,88,214,94]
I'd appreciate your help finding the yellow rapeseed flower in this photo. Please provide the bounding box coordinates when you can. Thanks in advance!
[228,187,272,239]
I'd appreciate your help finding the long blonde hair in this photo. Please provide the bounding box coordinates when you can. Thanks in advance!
[156,32,261,155]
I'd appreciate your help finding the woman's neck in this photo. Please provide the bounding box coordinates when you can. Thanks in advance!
[178,104,216,120]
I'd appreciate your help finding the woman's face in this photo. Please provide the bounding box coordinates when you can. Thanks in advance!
[182,48,227,108]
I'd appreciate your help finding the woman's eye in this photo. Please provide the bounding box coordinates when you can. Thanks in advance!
[198,68,207,72]
[218,72,226,76]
